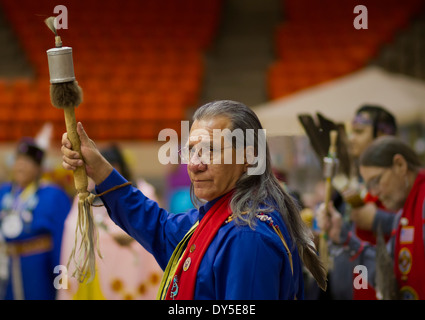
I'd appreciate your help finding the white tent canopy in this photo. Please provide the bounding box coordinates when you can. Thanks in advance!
[253,66,425,136]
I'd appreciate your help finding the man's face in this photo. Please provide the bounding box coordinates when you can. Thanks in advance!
[186,116,247,202]
[349,112,374,158]
[360,163,406,212]
[13,154,40,188]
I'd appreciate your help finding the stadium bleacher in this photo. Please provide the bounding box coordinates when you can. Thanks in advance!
[267,0,425,99]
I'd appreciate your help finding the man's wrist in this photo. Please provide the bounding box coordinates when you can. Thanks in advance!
[334,221,350,245]
[92,160,114,185]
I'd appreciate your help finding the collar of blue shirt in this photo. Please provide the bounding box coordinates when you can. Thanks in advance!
[197,194,224,220]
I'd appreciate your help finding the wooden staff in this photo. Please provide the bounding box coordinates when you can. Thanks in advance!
[324,131,338,211]
[45,17,99,283]
[319,130,338,273]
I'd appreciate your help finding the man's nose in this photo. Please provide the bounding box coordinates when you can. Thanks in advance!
[187,156,207,173]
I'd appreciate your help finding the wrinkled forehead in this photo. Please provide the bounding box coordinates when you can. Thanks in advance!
[359,165,384,181]
[187,117,233,146]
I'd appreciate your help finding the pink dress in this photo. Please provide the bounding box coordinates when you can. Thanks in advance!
[57,180,163,300]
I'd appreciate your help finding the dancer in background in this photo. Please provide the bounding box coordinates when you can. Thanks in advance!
[318,136,425,299]
[0,135,71,300]
[314,105,399,300]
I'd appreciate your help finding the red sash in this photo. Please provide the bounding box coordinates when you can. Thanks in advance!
[165,191,233,300]
[394,170,425,299]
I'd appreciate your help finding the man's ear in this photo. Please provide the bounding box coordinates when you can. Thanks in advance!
[392,153,408,175]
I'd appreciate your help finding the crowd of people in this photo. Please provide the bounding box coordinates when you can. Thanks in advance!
[0,99,423,300]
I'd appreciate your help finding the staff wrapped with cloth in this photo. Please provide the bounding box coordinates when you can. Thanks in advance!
[60,100,327,299]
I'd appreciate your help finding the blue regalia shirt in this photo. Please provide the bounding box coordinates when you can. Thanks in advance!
[97,169,305,299]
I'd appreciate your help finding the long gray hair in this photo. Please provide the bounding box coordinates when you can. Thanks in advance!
[190,100,327,290]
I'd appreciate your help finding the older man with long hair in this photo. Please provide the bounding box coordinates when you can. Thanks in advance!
[61,100,326,299]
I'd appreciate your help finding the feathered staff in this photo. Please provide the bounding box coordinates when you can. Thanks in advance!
[319,130,339,273]
[375,224,398,299]
[44,17,100,282]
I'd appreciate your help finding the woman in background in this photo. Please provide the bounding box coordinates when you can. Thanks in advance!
[0,137,71,300]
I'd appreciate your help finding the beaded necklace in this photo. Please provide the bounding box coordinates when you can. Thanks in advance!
[0,182,38,238]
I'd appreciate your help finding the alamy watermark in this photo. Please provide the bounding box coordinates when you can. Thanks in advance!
[353,5,368,29]
[157,121,267,176]
[52,5,68,30]
[353,264,368,290]
[53,265,68,290]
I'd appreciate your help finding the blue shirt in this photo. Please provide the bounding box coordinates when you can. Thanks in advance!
[97,169,305,299]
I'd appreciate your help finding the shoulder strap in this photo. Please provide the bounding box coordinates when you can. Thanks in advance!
[256,213,293,275]
[257,213,297,300]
